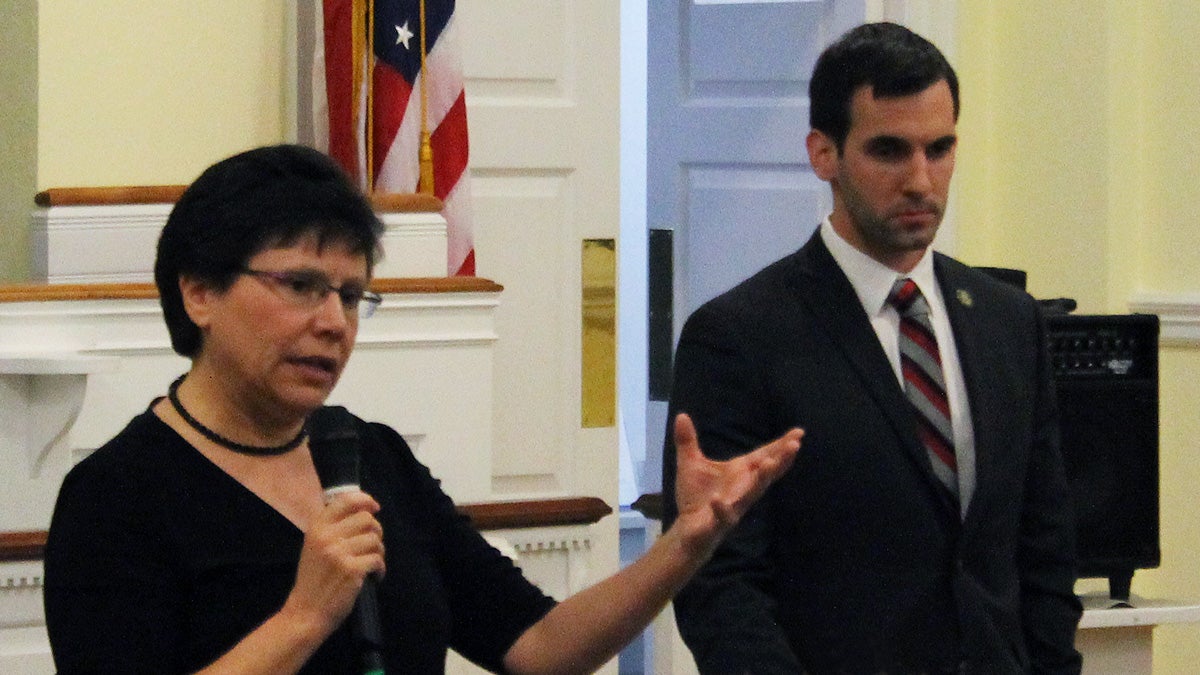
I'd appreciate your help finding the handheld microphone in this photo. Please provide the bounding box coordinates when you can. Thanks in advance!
[309,406,385,675]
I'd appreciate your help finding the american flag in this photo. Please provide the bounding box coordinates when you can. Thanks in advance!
[314,0,475,276]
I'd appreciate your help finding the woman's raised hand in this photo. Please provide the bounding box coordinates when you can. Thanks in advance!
[670,413,803,558]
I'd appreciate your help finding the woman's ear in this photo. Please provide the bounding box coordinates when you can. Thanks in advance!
[178,275,215,331]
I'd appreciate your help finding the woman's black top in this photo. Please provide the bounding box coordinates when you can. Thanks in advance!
[44,408,555,674]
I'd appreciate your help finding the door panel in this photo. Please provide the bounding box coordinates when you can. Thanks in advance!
[685,166,831,318]
[649,0,864,325]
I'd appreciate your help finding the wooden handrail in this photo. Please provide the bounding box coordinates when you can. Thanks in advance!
[0,277,502,304]
[34,186,443,213]
[0,497,612,562]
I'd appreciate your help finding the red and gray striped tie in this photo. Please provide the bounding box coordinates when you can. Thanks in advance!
[888,278,958,497]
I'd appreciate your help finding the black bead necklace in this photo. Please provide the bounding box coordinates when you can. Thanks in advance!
[167,375,307,456]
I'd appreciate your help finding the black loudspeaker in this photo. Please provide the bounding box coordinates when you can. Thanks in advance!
[1045,314,1160,601]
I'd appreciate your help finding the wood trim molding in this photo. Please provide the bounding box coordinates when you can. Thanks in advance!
[0,277,502,304]
[35,186,443,213]
[0,497,612,562]
[459,497,613,531]
[372,277,503,294]
[0,531,46,562]
[0,282,161,303]
[370,192,444,213]
[35,185,187,207]
[631,492,665,521]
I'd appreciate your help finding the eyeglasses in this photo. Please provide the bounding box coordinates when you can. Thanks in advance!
[239,268,383,319]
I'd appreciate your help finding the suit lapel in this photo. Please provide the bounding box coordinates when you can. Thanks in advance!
[934,256,996,524]
[789,234,957,509]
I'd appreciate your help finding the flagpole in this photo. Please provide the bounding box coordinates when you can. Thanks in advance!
[366,0,376,193]
[350,0,367,189]
[417,0,436,196]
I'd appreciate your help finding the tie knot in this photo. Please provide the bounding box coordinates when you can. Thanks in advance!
[888,278,928,316]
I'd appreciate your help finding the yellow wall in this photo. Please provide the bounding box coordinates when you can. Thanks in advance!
[0,1,38,281]
[37,1,289,188]
[1141,4,1200,294]
[955,1,1114,310]
[956,2,1200,670]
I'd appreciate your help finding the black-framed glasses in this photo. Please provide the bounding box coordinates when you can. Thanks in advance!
[239,268,383,319]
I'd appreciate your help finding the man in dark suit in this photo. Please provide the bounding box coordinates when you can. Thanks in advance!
[662,22,1082,674]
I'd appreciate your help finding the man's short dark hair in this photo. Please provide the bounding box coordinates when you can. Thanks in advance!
[154,144,384,357]
[809,22,959,150]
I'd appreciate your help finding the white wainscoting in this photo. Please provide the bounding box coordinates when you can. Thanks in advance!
[0,285,504,529]
[0,561,50,675]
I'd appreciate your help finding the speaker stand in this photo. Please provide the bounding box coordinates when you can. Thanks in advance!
[1108,570,1134,606]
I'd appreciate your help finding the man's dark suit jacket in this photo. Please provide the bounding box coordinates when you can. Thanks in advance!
[663,232,1083,674]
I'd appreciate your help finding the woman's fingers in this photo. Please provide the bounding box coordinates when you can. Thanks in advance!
[317,491,386,576]
[287,489,387,632]
[673,413,803,528]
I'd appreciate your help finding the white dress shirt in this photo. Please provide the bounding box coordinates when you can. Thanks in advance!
[819,218,977,515]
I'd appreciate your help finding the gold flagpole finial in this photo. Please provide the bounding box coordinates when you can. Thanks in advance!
[419,131,435,196]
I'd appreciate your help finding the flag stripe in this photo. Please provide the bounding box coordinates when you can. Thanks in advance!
[441,161,474,275]
[430,91,468,201]
[322,0,359,176]
[371,61,413,183]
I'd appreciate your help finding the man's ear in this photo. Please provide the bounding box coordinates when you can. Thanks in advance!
[178,275,215,331]
[806,129,839,181]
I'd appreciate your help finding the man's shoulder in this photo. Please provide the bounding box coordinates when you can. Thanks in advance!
[933,253,1039,311]
[695,249,809,317]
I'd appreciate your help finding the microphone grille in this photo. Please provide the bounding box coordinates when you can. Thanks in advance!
[308,405,361,490]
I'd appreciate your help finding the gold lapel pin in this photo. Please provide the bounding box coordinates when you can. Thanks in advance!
[956,289,973,307]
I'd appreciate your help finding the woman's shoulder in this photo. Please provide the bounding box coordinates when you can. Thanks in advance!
[352,415,462,510]
[61,407,185,492]
[355,418,427,482]
[47,407,187,562]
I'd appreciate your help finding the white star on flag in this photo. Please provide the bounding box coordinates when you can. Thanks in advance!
[395,21,413,49]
